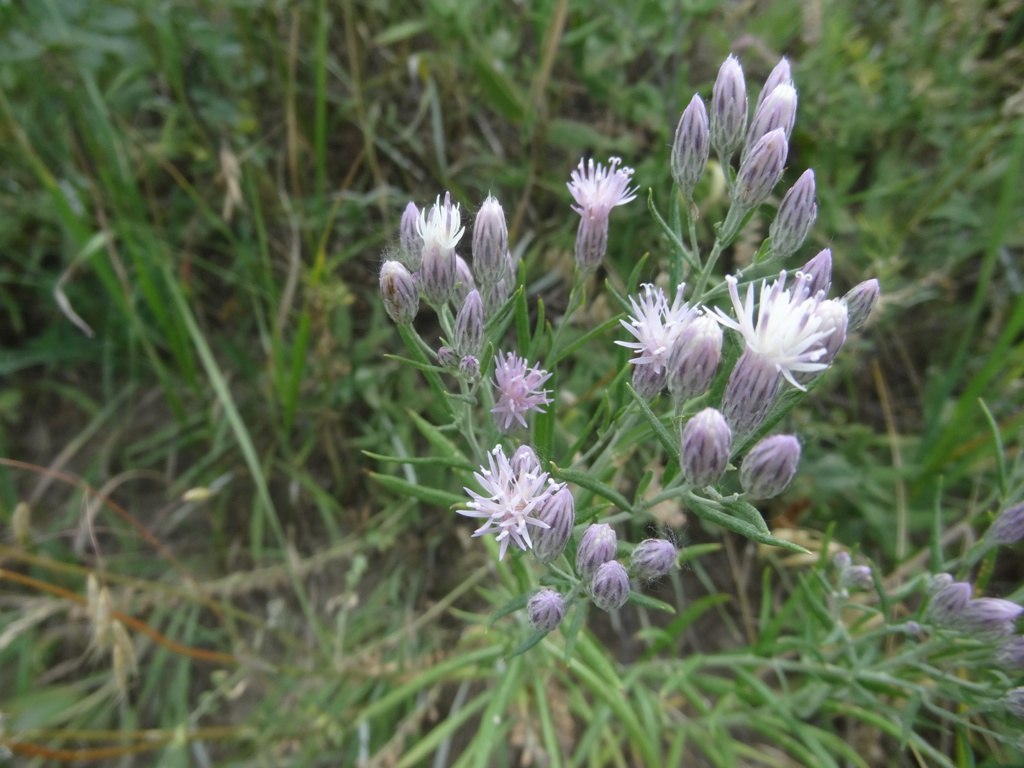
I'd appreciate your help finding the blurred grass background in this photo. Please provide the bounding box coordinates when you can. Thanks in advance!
[1,0,1022,764]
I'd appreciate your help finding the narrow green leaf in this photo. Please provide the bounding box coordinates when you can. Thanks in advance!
[406,408,470,464]
[362,450,475,471]
[627,384,679,461]
[549,463,633,513]
[627,591,676,614]
[368,472,463,508]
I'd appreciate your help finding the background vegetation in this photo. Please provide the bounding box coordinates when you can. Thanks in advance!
[1,0,1022,764]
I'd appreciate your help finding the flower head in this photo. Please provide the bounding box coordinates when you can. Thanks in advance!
[491,351,553,432]
[568,156,638,221]
[715,271,833,390]
[457,444,559,560]
[416,192,465,251]
[617,284,697,375]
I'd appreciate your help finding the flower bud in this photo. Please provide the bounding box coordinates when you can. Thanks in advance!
[721,350,782,439]
[680,408,732,487]
[379,260,419,325]
[510,444,541,476]
[769,169,816,260]
[799,249,832,296]
[667,313,723,402]
[453,289,484,358]
[745,83,798,151]
[987,502,1024,546]
[472,195,509,287]
[399,201,422,270]
[840,564,874,591]
[590,561,630,612]
[997,637,1024,670]
[459,355,480,380]
[631,361,667,400]
[925,581,972,627]
[486,277,511,315]
[532,485,575,564]
[756,58,793,110]
[843,279,880,332]
[576,523,617,579]
[959,597,1022,635]
[452,255,476,306]
[735,129,788,209]
[630,538,678,581]
[671,94,710,200]
[711,55,747,159]
[740,434,801,499]
[527,588,566,632]
[574,215,609,273]
[832,551,852,570]
[436,346,457,368]
[1004,687,1024,719]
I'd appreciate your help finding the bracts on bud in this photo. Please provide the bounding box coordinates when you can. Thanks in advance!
[734,129,789,210]
[769,169,817,260]
[844,279,880,332]
[671,94,710,201]
[472,195,509,287]
[399,202,422,270]
[531,485,575,564]
[799,249,833,296]
[721,350,783,439]
[630,539,678,582]
[590,561,630,612]
[667,313,723,403]
[379,260,419,325]
[711,55,748,160]
[453,289,484,358]
[576,523,617,579]
[527,588,566,632]
[740,434,801,499]
[680,408,732,487]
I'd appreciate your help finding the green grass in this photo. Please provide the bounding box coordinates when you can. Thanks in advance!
[2,0,1023,765]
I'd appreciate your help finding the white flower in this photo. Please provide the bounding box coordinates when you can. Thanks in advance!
[715,271,832,390]
[567,157,638,222]
[616,284,697,374]
[457,445,558,560]
[416,192,465,251]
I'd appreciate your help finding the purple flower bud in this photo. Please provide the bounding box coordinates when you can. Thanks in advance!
[568,157,637,272]
[745,83,798,152]
[756,58,793,110]
[814,299,848,365]
[926,581,972,627]
[532,485,575,564]
[927,573,955,595]
[988,502,1024,545]
[630,538,678,581]
[832,551,852,570]
[472,195,509,287]
[740,434,801,499]
[721,350,782,438]
[486,277,511,315]
[680,408,732,487]
[667,313,723,403]
[453,289,484,358]
[590,560,630,612]
[459,355,480,380]
[576,523,617,579]
[437,346,457,368]
[1004,687,1024,719]
[799,248,833,296]
[735,129,788,209]
[379,260,419,325]
[843,279,880,332]
[671,94,710,200]
[711,55,748,159]
[997,637,1024,670]
[527,588,566,632]
[399,202,422,270]
[631,361,667,400]
[510,445,541,476]
[452,255,476,306]
[419,241,456,306]
[959,597,1022,636]
[840,564,874,591]
[769,169,817,260]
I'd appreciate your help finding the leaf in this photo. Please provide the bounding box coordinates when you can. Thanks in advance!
[508,629,548,657]
[367,472,463,508]
[549,463,633,513]
[627,383,679,462]
[406,408,471,464]
[362,451,475,472]
[687,496,809,553]
[627,591,676,614]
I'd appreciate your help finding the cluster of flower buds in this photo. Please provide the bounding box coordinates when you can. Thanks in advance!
[925,574,1023,636]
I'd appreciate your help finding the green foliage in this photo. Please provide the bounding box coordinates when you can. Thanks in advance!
[1,0,1022,765]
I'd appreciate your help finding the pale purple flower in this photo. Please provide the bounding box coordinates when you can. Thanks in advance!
[616,284,698,376]
[715,271,834,390]
[491,351,553,432]
[568,156,638,220]
[568,157,638,270]
[457,444,558,560]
